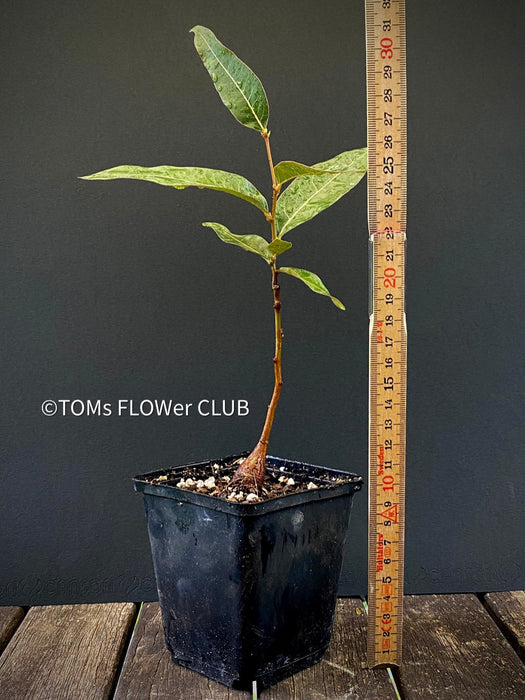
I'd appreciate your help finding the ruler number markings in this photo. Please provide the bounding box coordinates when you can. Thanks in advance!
[366,0,406,668]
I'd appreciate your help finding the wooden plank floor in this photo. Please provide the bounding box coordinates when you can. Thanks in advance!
[0,593,524,699]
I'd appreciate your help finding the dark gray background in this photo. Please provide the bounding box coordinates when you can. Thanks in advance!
[1,0,523,605]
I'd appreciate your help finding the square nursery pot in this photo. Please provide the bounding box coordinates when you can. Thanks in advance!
[133,452,363,690]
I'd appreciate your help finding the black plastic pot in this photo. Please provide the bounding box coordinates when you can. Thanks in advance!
[133,453,363,690]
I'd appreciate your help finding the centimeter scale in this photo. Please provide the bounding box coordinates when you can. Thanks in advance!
[365,0,407,668]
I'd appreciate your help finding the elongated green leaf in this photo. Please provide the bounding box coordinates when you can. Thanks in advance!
[267,239,292,256]
[274,161,344,186]
[275,148,367,237]
[80,165,268,214]
[202,222,271,261]
[191,25,269,132]
[279,266,345,310]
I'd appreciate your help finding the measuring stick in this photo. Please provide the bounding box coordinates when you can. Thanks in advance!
[365,0,407,668]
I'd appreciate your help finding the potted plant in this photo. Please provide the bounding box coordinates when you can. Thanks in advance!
[83,26,366,691]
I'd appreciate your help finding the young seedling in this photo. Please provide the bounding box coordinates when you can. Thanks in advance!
[82,26,366,494]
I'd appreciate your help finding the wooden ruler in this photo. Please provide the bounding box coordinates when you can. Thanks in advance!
[365,0,407,668]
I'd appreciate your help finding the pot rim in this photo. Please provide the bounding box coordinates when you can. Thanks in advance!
[133,452,363,516]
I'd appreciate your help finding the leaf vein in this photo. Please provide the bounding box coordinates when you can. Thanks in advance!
[199,34,265,132]
[279,171,341,236]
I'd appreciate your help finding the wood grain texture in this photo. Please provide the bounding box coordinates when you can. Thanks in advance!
[483,591,525,662]
[114,602,247,699]
[398,594,525,700]
[264,598,397,699]
[115,599,396,699]
[0,603,136,699]
[0,606,25,655]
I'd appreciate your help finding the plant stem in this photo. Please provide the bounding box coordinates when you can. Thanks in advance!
[231,131,283,489]
[260,261,283,445]
[263,131,279,241]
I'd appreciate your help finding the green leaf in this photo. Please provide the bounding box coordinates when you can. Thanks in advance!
[274,161,344,186]
[275,148,367,237]
[279,266,345,310]
[267,239,292,256]
[80,164,269,214]
[191,25,269,133]
[202,222,271,261]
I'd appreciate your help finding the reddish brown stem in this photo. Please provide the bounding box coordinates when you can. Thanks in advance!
[232,264,283,488]
[232,131,283,491]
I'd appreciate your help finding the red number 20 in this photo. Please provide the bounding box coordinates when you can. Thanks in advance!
[384,267,396,288]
